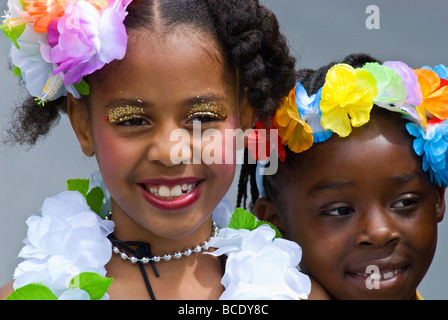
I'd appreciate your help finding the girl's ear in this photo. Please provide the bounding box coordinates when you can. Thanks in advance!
[435,186,446,223]
[67,94,95,157]
[254,197,286,237]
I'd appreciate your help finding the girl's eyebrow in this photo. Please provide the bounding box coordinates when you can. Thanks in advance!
[387,173,423,185]
[184,94,227,106]
[306,180,354,196]
[105,94,227,109]
[105,98,147,108]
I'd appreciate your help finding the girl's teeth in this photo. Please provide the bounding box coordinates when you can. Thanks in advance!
[158,186,171,197]
[147,183,197,198]
[171,185,182,197]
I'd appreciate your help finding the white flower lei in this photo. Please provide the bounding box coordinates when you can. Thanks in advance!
[9,175,311,300]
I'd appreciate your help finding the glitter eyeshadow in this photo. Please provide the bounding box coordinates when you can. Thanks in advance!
[187,102,227,121]
[106,105,146,124]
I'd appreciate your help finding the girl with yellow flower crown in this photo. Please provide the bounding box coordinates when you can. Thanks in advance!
[239,53,448,299]
[0,0,329,300]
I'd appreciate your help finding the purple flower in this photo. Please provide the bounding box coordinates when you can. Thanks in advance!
[383,61,422,119]
[48,0,131,86]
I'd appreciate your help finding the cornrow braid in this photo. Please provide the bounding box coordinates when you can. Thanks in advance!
[207,0,296,120]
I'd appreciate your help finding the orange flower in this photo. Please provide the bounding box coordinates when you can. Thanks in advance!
[414,68,448,125]
[23,0,108,33]
[273,86,314,153]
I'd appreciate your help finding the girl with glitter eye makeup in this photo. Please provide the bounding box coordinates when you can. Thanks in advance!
[1,0,327,301]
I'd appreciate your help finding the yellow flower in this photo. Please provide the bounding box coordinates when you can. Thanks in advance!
[320,64,378,137]
[274,85,314,153]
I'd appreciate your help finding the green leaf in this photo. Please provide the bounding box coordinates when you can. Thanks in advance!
[1,22,26,50]
[228,208,282,239]
[66,179,90,197]
[6,283,58,300]
[86,187,105,216]
[228,208,258,231]
[73,78,90,96]
[68,272,113,300]
[12,66,22,77]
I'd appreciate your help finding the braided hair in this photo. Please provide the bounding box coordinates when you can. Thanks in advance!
[5,0,296,146]
[236,53,382,210]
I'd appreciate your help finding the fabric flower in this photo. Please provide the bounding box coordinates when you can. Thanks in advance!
[295,83,332,143]
[383,61,423,123]
[23,0,108,33]
[422,64,448,81]
[10,23,74,101]
[247,120,285,162]
[320,63,378,137]
[274,86,314,153]
[13,191,114,298]
[361,62,407,111]
[406,120,448,187]
[48,0,131,86]
[208,225,311,300]
[414,68,448,122]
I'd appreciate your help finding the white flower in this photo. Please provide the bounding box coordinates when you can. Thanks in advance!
[208,224,311,300]
[13,191,114,298]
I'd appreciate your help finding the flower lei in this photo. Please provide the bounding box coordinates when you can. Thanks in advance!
[1,0,132,105]
[249,62,448,187]
[7,174,311,300]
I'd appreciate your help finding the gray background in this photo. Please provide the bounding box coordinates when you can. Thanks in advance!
[1,0,447,299]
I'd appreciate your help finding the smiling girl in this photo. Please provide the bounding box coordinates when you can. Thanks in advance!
[240,53,448,299]
[0,0,317,300]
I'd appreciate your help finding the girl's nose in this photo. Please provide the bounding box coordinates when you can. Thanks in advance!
[356,208,401,248]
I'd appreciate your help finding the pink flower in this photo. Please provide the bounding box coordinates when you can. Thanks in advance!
[48,0,132,85]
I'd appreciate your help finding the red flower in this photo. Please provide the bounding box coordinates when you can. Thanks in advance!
[247,120,286,162]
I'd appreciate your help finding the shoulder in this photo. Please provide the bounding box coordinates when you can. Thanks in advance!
[0,281,14,300]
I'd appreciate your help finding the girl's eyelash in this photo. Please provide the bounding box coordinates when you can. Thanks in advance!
[320,206,354,216]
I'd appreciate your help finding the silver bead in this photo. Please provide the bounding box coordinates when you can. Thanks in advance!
[194,245,202,253]
[174,252,182,259]
[120,252,128,260]
[113,246,120,254]
[130,256,138,263]
[153,256,161,262]
[163,254,172,261]
[141,257,150,264]
[184,249,192,256]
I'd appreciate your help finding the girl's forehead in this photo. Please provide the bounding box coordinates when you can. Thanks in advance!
[285,117,421,184]
[89,27,229,95]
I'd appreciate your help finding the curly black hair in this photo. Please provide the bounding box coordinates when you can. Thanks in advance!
[5,0,296,146]
[236,53,383,210]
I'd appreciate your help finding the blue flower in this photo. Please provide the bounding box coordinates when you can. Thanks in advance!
[295,82,332,143]
[406,120,448,187]
[422,64,448,80]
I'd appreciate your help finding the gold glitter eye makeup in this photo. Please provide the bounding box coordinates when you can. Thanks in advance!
[105,105,146,125]
[187,102,228,123]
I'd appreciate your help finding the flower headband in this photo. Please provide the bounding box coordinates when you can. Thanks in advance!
[249,61,448,189]
[1,0,132,105]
